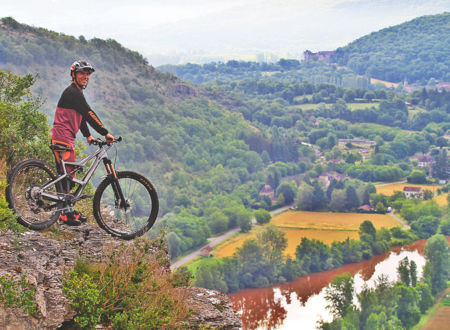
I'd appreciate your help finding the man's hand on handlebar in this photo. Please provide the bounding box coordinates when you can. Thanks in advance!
[87,136,95,145]
[105,133,115,144]
[88,135,121,146]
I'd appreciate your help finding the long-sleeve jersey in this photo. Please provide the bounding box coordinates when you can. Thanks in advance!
[51,83,108,146]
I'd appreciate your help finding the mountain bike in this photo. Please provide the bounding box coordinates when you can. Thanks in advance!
[5,137,158,240]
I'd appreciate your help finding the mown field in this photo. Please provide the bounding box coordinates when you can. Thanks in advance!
[271,211,399,231]
[215,210,400,258]
[376,183,442,196]
[434,193,449,206]
[369,78,399,88]
[289,102,378,112]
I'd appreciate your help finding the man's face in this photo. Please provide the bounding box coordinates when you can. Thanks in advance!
[74,70,91,88]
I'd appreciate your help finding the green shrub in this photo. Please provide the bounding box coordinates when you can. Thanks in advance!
[62,270,103,329]
[62,239,189,329]
[0,274,37,314]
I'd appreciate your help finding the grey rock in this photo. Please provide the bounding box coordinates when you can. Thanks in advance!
[0,223,241,329]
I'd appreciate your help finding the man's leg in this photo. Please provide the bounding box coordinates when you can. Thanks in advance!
[51,140,83,225]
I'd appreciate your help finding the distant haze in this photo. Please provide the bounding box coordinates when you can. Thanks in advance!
[2,0,450,65]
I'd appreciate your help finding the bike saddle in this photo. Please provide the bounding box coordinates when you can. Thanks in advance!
[50,144,72,152]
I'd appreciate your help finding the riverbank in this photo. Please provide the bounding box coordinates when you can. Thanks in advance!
[413,287,450,330]
[228,240,429,330]
[228,237,449,329]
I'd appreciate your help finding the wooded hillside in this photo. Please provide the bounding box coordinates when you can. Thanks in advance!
[333,12,450,84]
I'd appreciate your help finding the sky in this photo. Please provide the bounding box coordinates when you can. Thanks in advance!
[2,0,450,65]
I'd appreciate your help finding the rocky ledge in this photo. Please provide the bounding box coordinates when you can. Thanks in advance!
[0,224,241,329]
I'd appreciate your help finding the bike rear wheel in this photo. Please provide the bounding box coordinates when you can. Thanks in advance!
[6,159,63,230]
[93,171,159,240]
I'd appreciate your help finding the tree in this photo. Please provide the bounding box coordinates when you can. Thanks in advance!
[207,211,228,234]
[329,189,346,212]
[411,216,440,238]
[424,234,449,295]
[236,239,269,288]
[295,238,331,273]
[345,151,362,164]
[416,282,433,313]
[409,260,417,287]
[407,170,427,184]
[237,209,252,233]
[0,71,51,165]
[295,182,314,211]
[325,272,354,318]
[394,282,421,328]
[276,181,297,204]
[364,91,376,102]
[312,181,327,210]
[345,186,360,210]
[397,257,411,286]
[440,218,450,235]
[359,220,376,243]
[166,232,182,259]
[422,189,433,200]
[195,261,228,292]
[343,90,356,102]
[257,225,287,264]
[432,149,448,180]
[254,209,271,225]
[375,202,386,213]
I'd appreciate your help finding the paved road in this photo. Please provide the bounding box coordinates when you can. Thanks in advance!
[170,204,293,270]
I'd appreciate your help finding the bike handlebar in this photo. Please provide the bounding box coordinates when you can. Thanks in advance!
[91,136,122,147]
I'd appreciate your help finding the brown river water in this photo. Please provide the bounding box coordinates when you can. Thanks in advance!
[228,240,433,330]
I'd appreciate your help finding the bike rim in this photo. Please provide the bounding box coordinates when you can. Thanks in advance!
[98,176,154,237]
[11,165,61,227]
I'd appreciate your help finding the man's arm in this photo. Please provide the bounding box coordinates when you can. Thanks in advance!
[70,88,108,136]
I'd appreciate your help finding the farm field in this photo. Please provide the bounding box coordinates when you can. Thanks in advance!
[271,210,399,231]
[434,193,449,206]
[215,211,400,258]
[346,102,378,110]
[376,183,442,196]
[215,228,359,258]
[370,77,399,88]
[289,102,378,112]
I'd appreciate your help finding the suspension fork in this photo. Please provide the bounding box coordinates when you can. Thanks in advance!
[103,159,127,208]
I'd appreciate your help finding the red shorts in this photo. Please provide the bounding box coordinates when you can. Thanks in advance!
[51,139,76,178]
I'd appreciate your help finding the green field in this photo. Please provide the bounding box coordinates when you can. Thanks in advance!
[289,102,379,112]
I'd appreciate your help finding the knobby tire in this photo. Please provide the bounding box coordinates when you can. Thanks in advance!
[6,159,63,230]
[93,171,158,240]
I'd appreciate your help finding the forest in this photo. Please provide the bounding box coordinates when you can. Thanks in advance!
[0,13,449,329]
[333,12,450,84]
[1,15,449,261]
[162,12,450,86]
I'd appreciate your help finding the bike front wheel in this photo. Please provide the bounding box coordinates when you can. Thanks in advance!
[93,171,159,240]
[6,159,63,230]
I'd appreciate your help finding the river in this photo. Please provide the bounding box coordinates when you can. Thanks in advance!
[228,240,429,330]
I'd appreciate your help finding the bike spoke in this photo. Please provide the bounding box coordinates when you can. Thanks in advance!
[95,172,158,239]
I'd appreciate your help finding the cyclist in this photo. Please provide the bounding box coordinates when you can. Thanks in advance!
[51,60,115,226]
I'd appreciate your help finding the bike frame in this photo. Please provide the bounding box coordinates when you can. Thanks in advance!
[39,143,117,206]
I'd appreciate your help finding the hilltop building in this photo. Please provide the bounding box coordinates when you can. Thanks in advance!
[303,50,335,64]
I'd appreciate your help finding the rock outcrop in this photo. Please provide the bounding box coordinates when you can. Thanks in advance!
[0,223,241,329]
